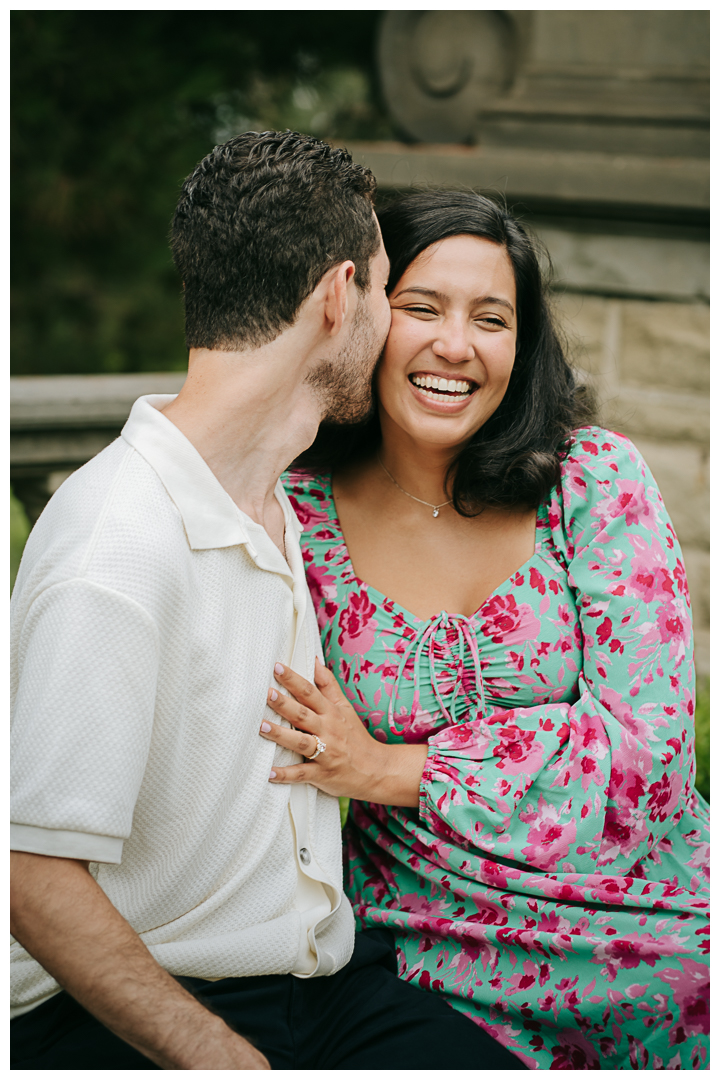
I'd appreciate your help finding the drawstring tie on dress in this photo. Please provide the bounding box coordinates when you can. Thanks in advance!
[388,611,486,734]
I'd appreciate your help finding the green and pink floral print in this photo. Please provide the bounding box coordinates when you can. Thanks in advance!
[285,427,709,1070]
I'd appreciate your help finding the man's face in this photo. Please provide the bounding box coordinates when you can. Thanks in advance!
[310,232,391,425]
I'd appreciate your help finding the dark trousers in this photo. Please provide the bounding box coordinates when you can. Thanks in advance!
[11,930,526,1070]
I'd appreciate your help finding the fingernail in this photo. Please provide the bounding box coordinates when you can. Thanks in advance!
[269,770,277,779]
[274,663,285,676]
[261,721,272,733]
[269,689,278,702]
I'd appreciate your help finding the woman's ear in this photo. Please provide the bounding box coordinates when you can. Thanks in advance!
[324,260,356,337]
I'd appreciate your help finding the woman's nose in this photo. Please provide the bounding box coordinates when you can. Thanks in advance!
[431,320,474,363]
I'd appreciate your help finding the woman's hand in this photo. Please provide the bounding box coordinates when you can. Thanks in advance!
[260,658,428,807]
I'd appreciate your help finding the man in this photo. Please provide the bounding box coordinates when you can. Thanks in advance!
[10,131,521,1070]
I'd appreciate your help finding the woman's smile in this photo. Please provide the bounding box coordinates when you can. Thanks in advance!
[406,369,479,411]
[377,232,517,449]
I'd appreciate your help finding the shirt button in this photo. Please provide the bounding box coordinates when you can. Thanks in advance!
[299,848,311,865]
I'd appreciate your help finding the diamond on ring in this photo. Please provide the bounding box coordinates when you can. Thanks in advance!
[308,737,326,760]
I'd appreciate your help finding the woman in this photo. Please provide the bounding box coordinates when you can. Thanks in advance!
[262,192,709,1069]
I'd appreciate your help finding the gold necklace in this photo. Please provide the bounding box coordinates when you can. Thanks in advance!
[377,454,452,519]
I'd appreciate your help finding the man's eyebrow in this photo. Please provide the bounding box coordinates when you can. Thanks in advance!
[393,287,515,316]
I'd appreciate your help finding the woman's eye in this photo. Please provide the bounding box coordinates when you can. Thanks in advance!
[477,315,507,328]
[403,305,436,315]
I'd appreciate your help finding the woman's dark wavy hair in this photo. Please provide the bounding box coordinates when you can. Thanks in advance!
[296,189,594,512]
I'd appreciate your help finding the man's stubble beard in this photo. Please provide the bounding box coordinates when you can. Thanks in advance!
[305,295,386,425]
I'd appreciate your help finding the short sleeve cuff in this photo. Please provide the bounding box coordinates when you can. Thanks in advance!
[10,823,123,864]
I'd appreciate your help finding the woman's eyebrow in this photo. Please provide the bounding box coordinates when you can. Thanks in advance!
[478,295,515,316]
[393,287,515,316]
[393,287,450,302]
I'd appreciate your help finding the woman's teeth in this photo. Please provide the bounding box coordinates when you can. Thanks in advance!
[409,374,474,401]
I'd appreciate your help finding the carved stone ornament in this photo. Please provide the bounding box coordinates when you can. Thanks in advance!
[377,10,708,156]
[378,11,516,144]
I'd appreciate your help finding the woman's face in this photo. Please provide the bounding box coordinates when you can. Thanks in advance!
[376,233,518,451]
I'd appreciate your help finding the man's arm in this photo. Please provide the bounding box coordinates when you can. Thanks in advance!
[11,851,270,1070]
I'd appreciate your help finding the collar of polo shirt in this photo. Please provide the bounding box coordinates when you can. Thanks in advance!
[121,395,303,556]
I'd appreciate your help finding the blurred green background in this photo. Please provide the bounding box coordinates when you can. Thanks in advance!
[10,11,708,801]
[11,10,390,379]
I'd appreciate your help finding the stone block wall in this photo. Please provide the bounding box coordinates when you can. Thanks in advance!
[553,292,709,676]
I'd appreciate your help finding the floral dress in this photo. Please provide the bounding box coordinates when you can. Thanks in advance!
[285,427,709,1070]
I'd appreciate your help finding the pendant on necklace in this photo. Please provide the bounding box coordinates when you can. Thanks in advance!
[432,508,439,518]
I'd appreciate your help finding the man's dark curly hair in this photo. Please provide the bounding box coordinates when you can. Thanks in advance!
[296,189,594,512]
[171,130,379,350]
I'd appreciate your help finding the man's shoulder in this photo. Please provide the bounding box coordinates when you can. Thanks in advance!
[14,438,188,607]
[39,436,183,538]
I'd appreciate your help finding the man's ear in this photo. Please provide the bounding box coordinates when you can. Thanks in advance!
[324,261,356,338]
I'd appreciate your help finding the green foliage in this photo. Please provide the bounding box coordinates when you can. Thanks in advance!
[11,11,390,377]
[10,490,31,592]
[694,678,710,803]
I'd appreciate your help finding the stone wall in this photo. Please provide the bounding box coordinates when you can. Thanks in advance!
[378,11,709,156]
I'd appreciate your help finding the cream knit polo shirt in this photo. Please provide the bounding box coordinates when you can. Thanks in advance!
[10,394,355,1018]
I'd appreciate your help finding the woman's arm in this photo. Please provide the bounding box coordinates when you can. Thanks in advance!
[416,430,697,876]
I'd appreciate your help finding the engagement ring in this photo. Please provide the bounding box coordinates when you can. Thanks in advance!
[308,736,326,760]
